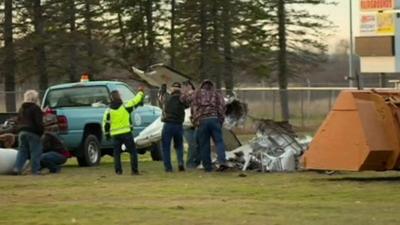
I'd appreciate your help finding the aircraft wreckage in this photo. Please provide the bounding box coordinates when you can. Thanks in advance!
[132,64,310,172]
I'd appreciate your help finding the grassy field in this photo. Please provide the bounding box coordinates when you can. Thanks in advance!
[1,154,400,225]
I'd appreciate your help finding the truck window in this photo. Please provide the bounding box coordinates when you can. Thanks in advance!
[116,84,136,102]
[44,86,110,108]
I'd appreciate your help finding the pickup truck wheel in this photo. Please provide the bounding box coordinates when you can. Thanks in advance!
[77,134,101,167]
[150,142,163,161]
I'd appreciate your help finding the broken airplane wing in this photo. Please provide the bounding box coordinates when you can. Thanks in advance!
[132,64,192,88]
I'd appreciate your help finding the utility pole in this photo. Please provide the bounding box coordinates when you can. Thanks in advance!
[349,0,354,87]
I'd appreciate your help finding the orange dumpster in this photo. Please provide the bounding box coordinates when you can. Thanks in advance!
[303,90,400,171]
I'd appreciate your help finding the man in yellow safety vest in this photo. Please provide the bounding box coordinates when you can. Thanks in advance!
[102,88,144,175]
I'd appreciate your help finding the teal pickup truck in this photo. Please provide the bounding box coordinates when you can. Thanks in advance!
[41,80,162,166]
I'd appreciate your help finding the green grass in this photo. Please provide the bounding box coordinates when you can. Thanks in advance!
[1,155,400,225]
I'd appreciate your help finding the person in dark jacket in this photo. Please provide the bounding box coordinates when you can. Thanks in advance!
[102,88,144,175]
[14,90,44,175]
[40,132,71,173]
[160,82,186,172]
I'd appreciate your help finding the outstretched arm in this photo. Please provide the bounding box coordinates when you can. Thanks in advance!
[125,91,145,109]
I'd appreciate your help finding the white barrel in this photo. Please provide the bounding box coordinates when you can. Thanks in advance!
[0,148,18,174]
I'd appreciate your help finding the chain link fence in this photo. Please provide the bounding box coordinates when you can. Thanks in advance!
[4,88,377,135]
[231,88,343,133]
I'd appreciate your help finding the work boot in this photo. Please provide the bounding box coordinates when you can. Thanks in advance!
[131,170,139,176]
[10,171,22,176]
[178,165,185,172]
[115,170,123,175]
[49,167,62,174]
[216,164,229,172]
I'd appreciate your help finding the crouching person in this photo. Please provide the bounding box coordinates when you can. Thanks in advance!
[103,88,144,175]
[0,133,16,149]
[40,132,70,173]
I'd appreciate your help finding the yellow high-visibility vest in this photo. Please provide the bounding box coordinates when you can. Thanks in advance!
[102,91,144,136]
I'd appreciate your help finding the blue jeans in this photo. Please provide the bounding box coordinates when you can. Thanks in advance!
[113,133,138,173]
[15,131,43,175]
[184,128,200,168]
[162,122,184,171]
[41,152,67,173]
[197,117,226,171]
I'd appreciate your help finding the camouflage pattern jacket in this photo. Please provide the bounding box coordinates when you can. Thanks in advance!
[181,81,225,127]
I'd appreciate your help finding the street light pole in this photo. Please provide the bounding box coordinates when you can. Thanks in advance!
[349,0,354,87]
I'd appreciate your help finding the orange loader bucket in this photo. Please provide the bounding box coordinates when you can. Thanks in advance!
[303,90,400,171]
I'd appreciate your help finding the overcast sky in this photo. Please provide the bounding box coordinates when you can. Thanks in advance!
[308,1,359,52]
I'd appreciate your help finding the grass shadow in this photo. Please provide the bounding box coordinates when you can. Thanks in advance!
[325,176,400,183]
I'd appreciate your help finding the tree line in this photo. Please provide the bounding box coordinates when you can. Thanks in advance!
[1,0,333,120]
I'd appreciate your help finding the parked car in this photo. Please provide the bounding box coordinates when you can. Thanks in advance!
[41,79,162,166]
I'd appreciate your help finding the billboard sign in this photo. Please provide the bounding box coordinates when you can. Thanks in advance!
[360,12,395,36]
[360,14,377,35]
[360,0,394,11]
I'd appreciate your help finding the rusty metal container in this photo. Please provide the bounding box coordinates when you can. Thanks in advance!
[303,90,400,171]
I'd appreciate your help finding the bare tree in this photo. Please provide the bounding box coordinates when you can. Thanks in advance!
[211,0,222,88]
[3,0,16,112]
[67,0,77,82]
[84,0,94,79]
[222,0,233,94]
[145,0,155,66]
[277,0,289,121]
[33,0,49,92]
[199,0,208,80]
[170,0,176,68]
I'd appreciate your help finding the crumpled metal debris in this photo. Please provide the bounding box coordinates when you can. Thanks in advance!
[227,120,310,172]
[224,97,248,130]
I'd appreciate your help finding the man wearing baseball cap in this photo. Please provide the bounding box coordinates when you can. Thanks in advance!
[159,82,187,172]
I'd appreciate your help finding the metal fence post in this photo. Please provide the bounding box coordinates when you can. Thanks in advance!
[272,90,276,120]
[301,90,305,128]
[328,90,333,113]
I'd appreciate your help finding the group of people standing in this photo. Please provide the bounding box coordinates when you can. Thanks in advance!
[159,79,228,173]
[3,80,227,176]
[103,79,228,175]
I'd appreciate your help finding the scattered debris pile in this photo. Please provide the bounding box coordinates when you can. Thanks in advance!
[227,119,310,172]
